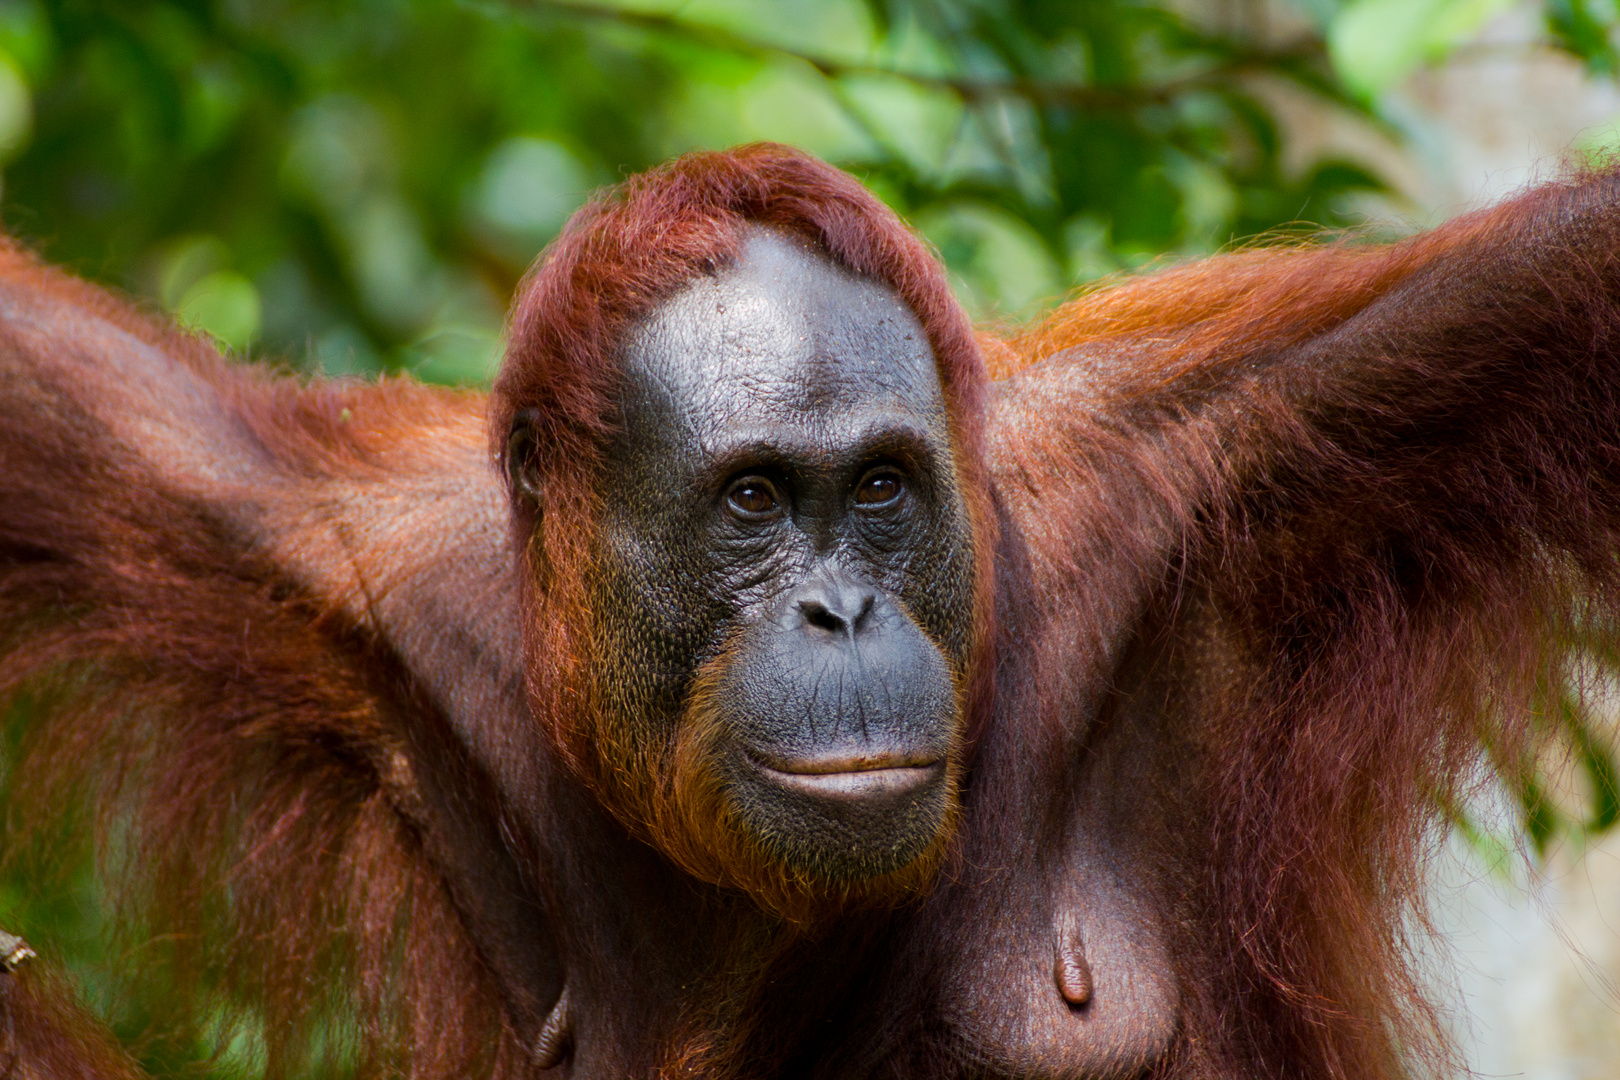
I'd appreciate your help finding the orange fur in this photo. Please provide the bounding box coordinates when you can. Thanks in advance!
[492,144,997,915]
[2,150,1620,1079]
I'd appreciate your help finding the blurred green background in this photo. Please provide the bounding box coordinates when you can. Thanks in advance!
[6,0,1620,1074]
[6,0,1602,381]
[3,0,1615,377]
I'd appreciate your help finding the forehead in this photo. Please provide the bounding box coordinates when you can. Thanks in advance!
[616,228,947,449]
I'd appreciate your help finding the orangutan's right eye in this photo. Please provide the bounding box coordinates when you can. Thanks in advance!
[726,476,781,520]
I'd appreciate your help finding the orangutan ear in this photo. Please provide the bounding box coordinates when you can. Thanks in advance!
[505,408,545,510]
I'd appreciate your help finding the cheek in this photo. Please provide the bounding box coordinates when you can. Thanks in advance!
[588,520,714,725]
[894,506,979,671]
[588,517,801,725]
[711,536,811,617]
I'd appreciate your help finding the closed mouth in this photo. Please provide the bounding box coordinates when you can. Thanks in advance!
[751,753,945,800]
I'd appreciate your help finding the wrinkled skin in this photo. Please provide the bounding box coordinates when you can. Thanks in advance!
[586,227,978,880]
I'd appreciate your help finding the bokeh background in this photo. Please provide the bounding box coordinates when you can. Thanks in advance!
[6,0,1620,1076]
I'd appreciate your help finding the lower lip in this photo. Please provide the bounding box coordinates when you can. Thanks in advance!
[755,761,944,800]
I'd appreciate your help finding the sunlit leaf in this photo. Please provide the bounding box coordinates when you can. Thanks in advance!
[1329,0,1516,97]
[174,269,261,351]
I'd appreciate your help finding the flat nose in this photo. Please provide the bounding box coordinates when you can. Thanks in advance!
[794,576,876,639]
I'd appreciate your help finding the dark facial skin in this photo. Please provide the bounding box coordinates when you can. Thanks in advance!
[589,227,977,880]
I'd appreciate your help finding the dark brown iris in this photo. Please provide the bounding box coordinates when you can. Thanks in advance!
[855,470,903,506]
[728,477,779,518]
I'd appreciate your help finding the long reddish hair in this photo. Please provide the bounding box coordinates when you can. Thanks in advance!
[491,143,997,911]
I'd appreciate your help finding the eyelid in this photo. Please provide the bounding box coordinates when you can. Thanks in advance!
[724,473,785,519]
[854,465,907,507]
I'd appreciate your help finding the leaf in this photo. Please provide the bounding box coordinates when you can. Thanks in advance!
[1329,0,1516,97]
[1547,0,1620,75]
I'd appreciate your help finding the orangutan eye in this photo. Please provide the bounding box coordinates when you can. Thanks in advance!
[726,476,781,519]
[855,469,905,507]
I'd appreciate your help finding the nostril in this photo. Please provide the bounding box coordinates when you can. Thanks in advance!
[852,594,875,631]
[799,599,848,634]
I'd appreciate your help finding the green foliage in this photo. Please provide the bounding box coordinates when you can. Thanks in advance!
[1452,642,1620,875]
[1328,0,1516,96]
[1548,0,1620,74]
[0,0,1401,378]
[0,0,1612,368]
